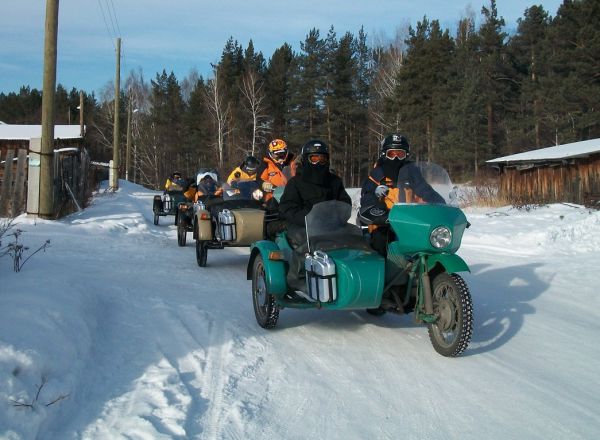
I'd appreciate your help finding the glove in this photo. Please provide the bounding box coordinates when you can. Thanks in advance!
[262,181,274,192]
[371,203,389,225]
[359,202,388,226]
[375,185,389,198]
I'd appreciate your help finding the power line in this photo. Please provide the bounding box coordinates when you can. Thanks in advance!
[103,0,119,40]
[96,0,116,49]
[108,0,122,37]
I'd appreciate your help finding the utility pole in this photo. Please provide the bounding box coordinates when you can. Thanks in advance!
[79,90,84,137]
[111,37,121,189]
[39,0,59,219]
[126,98,132,181]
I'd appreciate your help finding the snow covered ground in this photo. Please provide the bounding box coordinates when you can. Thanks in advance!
[1,180,599,440]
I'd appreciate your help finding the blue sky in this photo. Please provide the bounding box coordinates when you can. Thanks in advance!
[1,0,563,96]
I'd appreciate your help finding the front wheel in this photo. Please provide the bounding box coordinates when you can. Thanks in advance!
[252,256,279,328]
[427,273,473,357]
[153,214,159,225]
[177,219,187,246]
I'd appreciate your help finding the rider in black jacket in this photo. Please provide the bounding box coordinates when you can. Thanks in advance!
[279,140,352,228]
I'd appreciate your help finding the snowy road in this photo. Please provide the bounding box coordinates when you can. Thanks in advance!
[1,181,599,440]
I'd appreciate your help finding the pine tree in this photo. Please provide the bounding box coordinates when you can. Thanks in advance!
[184,77,214,171]
[289,28,327,148]
[265,43,294,140]
[478,0,512,157]
[149,70,186,184]
[509,5,552,149]
[396,17,454,163]
[545,0,600,142]
[445,16,486,178]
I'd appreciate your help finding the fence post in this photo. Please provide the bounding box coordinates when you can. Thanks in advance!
[0,149,15,216]
[27,138,42,216]
[12,149,28,216]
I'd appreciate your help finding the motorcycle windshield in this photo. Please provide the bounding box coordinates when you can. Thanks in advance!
[222,179,260,201]
[415,161,458,205]
[304,200,358,251]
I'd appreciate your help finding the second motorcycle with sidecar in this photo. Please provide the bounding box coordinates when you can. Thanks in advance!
[192,179,266,267]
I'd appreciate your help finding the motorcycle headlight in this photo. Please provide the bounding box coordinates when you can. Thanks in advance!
[252,189,264,201]
[430,226,452,249]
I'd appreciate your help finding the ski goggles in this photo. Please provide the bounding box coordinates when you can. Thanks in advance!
[385,148,407,160]
[271,149,288,160]
[307,153,329,165]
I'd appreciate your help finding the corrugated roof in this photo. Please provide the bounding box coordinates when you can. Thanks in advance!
[487,138,600,164]
[0,124,84,140]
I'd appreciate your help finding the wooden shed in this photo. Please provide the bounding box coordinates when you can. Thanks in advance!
[487,138,600,206]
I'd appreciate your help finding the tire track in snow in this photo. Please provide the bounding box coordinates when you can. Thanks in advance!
[199,314,233,440]
[154,303,275,440]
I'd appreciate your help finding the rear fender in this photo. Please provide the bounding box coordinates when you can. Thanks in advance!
[247,241,288,296]
[195,209,213,240]
[426,253,470,274]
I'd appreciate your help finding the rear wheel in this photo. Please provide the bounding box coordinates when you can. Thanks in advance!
[252,256,279,328]
[196,240,208,267]
[428,273,473,357]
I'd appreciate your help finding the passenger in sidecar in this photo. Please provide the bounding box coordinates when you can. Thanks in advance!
[278,140,352,232]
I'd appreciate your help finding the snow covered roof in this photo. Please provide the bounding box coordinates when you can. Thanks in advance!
[487,138,600,164]
[0,124,84,140]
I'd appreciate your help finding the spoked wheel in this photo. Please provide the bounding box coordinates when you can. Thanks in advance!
[428,273,473,357]
[196,240,208,267]
[177,220,187,247]
[153,214,159,225]
[252,256,279,328]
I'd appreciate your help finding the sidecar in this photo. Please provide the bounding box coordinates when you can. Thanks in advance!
[176,169,221,245]
[193,180,266,267]
[153,190,187,225]
[248,198,474,357]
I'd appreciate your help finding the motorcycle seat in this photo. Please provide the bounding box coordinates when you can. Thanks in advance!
[287,224,373,254]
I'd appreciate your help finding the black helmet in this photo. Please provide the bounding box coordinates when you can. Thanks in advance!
[301,139,329,157]
[242,155,260,173]
[173,171,182,178]
[380,133,410,159]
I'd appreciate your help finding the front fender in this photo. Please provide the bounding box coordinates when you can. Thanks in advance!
[247,241,288,296]
[427,253,470,274]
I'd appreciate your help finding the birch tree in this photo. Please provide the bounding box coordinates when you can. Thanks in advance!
[240,68,267,156]
[204,66,232,168]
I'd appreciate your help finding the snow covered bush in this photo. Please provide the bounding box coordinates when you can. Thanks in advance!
[0,218,50,272]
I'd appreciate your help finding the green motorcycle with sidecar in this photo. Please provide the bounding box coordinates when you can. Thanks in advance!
[247,169,473,357]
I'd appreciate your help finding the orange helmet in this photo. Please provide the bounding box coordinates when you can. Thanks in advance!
[268,138,288,163]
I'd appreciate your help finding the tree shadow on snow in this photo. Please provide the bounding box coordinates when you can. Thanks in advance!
[462,262,551,356]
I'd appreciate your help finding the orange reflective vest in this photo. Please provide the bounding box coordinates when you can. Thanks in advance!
[259,157,291,188]
[367,173,425,210]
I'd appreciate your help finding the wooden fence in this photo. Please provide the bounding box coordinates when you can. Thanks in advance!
[0,147,28,217]
[0,145,91,218]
